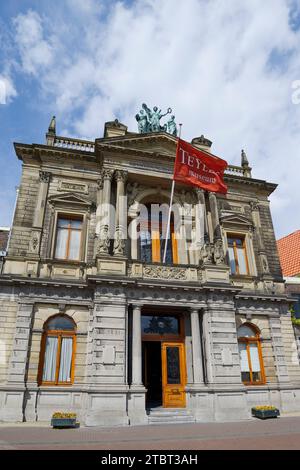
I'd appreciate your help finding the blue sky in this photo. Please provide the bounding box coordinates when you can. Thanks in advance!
[1,0,300,239]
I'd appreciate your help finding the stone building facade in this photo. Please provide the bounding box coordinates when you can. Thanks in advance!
[0,117,300,426]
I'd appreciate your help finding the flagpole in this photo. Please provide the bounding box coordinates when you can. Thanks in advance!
[163,123,182,264]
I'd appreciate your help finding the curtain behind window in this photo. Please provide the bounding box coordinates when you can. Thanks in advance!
[43,336,58,382]
[58,337,73,382]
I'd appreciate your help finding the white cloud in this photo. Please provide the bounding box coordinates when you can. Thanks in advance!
[9,0,300,238]
[0,75,17,104]
[13,10,54,75]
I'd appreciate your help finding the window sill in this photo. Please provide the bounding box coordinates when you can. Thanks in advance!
[230,274,258,281]
[46,258,86,266]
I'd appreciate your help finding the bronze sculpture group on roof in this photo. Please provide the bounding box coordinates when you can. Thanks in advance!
[135,103,177,136]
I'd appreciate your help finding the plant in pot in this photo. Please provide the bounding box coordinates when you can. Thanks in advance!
[51,412,78,428]
[251,406,280,419]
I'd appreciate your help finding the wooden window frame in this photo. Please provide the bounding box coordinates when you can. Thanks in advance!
[54,213,83,262]
[38,318,77,386]
[238,324,266,386]
[227,233,250,275]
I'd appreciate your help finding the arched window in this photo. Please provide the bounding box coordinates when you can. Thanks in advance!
[38,315,76,385]
[238,323,265,385]
[139,203,178,264]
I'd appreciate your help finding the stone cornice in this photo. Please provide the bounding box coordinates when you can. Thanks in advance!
[96,131,178,146]
[13,142,278,193]
[14,143,99,165]
[235,292,292,302]
[97,142,175,161]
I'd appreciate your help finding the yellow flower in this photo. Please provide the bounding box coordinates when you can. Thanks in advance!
[253,406,277,411]
[52,412,77,419]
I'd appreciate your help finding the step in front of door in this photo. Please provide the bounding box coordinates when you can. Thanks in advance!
[147,408,195,425]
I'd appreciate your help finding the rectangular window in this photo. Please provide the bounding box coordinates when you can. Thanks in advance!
[139,214,177,264]
[227,235,249,275]
[55,215,83,261]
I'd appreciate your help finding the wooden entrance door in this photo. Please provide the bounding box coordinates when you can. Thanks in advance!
[161,342,186,408]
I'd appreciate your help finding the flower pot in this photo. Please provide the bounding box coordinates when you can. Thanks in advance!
[251,408,280,420]
[51,418,77,428]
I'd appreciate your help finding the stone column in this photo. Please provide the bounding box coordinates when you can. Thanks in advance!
[190,309,204,384]
[113,170,128,256]
[132,304,142,386]
[29,171,52,256]
[250,201,270,274]
[195,189,208,264]
[95,177,103,257]
[209,192,221,241]
[97,169,114,255]
[201,308,213,383]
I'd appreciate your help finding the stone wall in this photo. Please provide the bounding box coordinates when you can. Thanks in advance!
[9,167,39,257]
[0,290,18,383]
[259,203,282,278]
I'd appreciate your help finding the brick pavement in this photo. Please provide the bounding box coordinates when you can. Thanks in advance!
[0,416,300,450]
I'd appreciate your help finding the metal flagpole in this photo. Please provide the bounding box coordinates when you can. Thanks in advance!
[163,124,182,264]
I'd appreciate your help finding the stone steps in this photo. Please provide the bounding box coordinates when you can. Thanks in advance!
[147,408,195,425]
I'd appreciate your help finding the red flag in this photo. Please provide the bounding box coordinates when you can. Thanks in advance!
[173,139,228,194]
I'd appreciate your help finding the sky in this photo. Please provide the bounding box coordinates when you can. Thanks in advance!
[1,0,300,239]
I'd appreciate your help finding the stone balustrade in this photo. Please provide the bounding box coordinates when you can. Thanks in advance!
[54,136,95,152]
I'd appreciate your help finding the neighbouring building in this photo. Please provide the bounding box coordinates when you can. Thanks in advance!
[0,112,300,426]
[277,230,300,317]
[277,230,300,364]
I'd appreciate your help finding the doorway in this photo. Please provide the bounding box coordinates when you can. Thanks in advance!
[142,341,162,407]
[142,341,186,408]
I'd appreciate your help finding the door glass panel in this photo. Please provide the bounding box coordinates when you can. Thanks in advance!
[142,315,180,335]
[166,346,181,384]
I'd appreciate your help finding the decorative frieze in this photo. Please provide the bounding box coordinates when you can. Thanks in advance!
[143,265,187,280]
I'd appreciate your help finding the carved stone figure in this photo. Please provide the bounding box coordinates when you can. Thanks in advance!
[39,171,52,183]
[213,238,225,265]
[113,229,126,256]
[97,225,110,255]
[126,182,140,207]
[167,115,177,136]
[201,241,213,264]
[29,231,41,254]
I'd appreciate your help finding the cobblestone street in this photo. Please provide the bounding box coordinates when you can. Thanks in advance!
[1,416,300,450]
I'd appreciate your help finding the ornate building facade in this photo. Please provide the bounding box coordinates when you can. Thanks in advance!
[0,116,300,425]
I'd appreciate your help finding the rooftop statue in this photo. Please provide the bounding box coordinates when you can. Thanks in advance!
[135,103,177,136]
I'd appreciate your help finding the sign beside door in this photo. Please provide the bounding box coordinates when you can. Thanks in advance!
[162,342,186,408]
